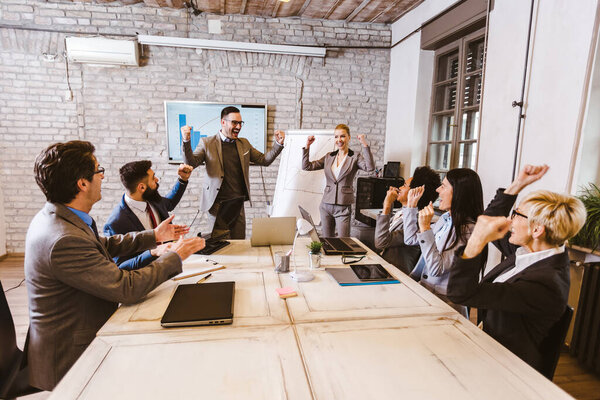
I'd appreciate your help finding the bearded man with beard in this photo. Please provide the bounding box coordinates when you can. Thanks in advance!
[181,106,285,239]
[103,160,193,270]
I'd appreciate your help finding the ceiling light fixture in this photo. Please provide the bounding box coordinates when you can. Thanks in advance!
[137,35,326,57]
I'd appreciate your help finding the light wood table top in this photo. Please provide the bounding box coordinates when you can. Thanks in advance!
[296,315,572,400]
[51,238,572,399]
[50,326,311,400]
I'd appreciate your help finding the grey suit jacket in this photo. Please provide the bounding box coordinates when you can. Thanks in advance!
[183,134,283,211]
[374,213,421,275]
[24,203,182,390]
[302,146,374,205]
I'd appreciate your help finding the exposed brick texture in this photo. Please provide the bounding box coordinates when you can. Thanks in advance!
[0,0,391,252]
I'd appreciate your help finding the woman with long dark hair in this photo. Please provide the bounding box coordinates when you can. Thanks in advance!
[403,168,484,315]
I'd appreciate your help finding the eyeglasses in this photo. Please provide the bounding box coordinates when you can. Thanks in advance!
[511,209,528,220]
[224,119,244,127]
[94,166,105,175]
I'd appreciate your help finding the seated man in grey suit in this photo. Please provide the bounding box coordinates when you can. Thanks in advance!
[181,106,285,239]
[25,141,205,390]
[103,160,193,270]
[374,166,440,275]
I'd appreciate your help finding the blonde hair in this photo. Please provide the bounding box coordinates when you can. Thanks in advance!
[521,190,587,246]
[335,124,350,135]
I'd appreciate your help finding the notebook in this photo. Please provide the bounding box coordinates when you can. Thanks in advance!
[250,217,296,246]
[298,205,367,255]
[326,264,399,286]
[160,281,235,327]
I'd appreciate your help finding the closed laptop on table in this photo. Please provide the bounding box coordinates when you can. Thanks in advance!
[161,281,235,327]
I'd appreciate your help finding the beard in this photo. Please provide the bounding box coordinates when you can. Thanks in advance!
[142,183,161,203]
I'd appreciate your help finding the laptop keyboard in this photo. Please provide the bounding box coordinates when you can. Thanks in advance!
[324,237,354,252]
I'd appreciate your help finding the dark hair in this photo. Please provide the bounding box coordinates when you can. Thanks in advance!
[444,168,484,250]
[119,160,153,193]
[411,166,441,210]
[221,106,240,119]
[34,140,96,204]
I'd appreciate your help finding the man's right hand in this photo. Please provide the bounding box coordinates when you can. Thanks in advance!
[382,186,399,215]
[170,237,206,261]
[180,125,192,141]
[306,135,315,148]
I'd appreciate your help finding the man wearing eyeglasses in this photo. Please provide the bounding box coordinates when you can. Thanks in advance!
[181,106,285,239]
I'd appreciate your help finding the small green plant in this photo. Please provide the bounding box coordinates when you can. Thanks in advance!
[307,241,323,254]
[570,183,600,250]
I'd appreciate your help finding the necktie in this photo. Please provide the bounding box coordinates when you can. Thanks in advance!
[146,203,158,229]
[90,219,100,241]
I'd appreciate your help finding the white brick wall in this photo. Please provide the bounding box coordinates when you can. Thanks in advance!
[0,0,391,252]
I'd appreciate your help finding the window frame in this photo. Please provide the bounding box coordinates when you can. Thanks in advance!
[426,28,486,174]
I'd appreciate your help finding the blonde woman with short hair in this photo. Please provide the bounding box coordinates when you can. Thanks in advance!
[447,164,586,374]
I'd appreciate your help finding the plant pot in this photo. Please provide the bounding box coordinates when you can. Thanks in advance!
[309,251,322,270]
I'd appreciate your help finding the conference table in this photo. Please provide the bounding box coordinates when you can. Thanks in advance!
[50,239,573,399]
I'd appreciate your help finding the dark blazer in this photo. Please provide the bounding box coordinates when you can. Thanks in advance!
[103,178,188,270]
[183,134,283,211]
[25,203,182,390]
[302,146,375,205]
[447,190,570,372]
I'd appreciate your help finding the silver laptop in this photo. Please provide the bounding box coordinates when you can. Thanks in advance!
[250,217,296,246]
[298,205,367,255]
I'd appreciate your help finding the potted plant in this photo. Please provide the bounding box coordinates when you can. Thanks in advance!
[307,241,323,270]
[569,183,600,253]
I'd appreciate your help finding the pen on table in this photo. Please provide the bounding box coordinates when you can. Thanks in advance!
[196,273,212,284]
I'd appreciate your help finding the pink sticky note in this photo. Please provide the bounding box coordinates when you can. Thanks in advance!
[276,287,295,296]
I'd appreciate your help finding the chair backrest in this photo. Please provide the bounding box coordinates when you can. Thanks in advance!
[539,305,573,380]
[0,280,23,396]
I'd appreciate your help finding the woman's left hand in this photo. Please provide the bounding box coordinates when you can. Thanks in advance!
[357,134,368,147]
[417,202,434,233]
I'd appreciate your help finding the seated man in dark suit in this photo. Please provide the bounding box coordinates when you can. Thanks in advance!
[104,160,193,270]
[25,141,205,390]
[447,164,586,373]
[374,166,441,275]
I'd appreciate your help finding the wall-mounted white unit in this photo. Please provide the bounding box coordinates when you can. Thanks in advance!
[65,37,139,66]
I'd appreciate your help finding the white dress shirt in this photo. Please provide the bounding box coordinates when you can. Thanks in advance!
[331,153,347,179]
[124,195,161,230]
[493,245,566,283]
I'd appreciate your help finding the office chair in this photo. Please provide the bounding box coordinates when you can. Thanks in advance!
[0,280,40,399]
[538,305,574,380]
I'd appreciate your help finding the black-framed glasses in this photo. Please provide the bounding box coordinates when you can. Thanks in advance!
[342,255,366,264]
[224,119,244,127]
[94,166,105,175]
[511,209,528,220]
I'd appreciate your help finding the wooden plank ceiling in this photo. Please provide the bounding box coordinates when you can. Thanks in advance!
[64,0,424,23]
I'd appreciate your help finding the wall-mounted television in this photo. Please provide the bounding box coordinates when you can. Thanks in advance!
[165,101,267,163]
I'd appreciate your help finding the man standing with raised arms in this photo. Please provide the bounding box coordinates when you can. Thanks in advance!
[181,106,285,239]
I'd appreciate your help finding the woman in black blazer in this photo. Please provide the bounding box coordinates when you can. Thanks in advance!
[447,164,586,373]
[302,124,375,237]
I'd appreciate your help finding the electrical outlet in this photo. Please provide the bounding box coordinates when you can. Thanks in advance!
[64,90,73,102]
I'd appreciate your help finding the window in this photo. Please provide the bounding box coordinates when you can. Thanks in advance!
[427,29,486,174]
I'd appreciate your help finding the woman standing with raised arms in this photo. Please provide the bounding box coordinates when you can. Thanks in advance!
[302,124,374,237]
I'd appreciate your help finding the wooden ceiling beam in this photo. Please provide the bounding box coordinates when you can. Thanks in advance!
[271,0,280,18]
[369,0,403,23]
[297,0,312,17]
[323,0,344,19]
[345,0,370,22]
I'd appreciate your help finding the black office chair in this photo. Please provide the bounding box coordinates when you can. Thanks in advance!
[0,281,40,399]
[538,305,574,380]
